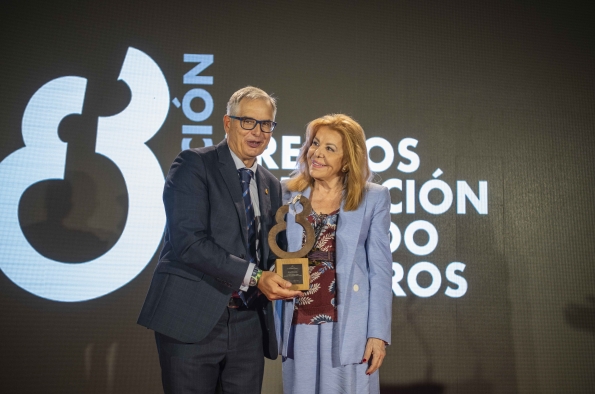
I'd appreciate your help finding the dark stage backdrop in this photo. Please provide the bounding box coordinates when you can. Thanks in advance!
[1,1,594,393]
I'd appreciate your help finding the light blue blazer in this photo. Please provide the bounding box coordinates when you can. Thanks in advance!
[275,181,393,365]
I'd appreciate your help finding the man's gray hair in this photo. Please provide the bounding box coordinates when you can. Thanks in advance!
[226,86,277,118]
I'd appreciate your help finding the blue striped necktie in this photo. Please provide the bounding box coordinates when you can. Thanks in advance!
[237,168,258,306]
[238,168,256,261]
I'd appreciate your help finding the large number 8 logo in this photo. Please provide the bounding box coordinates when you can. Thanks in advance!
[0,47,168,302]
[268,196,316,259]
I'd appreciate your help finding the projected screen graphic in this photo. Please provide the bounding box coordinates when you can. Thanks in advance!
[0,47,167,302]
[1,1,593,393]
[1,49,487,302]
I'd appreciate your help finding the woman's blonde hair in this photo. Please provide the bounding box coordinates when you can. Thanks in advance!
[286,114,370,211]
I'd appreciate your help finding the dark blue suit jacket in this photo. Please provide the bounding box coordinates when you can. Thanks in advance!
[138,139,281,359]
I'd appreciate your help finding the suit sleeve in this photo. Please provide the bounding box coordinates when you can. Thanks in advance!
[163,150,249,290]
[365,187,393,344]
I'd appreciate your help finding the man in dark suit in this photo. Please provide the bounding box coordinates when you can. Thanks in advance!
[138,86,301,394]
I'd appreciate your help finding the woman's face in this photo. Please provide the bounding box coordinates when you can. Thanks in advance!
[307,126,345,184]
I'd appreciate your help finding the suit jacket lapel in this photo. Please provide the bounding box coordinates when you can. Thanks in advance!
[217,140,249,248]
[335,198,366,306]
[256,167,272,269]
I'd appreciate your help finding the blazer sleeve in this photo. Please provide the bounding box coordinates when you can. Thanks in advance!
[365,186,393,344]
[162,150,249,289]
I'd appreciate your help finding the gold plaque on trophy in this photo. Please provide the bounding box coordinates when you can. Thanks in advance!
[268,195,316,291]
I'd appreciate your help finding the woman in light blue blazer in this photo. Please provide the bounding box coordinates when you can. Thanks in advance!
[275,114,393,394]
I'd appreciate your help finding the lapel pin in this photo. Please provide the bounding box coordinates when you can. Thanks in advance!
[265,188,269,195]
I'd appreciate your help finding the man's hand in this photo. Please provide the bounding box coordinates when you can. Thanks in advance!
[257,271,302,300]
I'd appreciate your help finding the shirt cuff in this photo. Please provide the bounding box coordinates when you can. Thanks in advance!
[239,262,255,291]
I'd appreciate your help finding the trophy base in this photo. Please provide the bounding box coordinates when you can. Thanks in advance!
[275,258,310,291]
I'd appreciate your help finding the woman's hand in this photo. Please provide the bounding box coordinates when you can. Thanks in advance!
[362,337,387,375]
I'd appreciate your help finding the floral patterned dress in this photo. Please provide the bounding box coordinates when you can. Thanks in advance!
[292,209,339,325]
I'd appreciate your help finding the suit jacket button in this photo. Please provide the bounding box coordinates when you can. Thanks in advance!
[353,284,359,292]
[240,254,245,258]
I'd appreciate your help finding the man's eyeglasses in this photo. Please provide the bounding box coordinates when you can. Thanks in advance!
[228,116,277,133]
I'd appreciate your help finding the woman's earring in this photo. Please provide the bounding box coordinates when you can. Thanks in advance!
[341,165,349,173]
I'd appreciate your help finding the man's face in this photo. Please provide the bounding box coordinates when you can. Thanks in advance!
[223,99,274,167]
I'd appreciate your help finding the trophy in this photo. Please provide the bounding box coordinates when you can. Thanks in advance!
[268,195,316,291]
